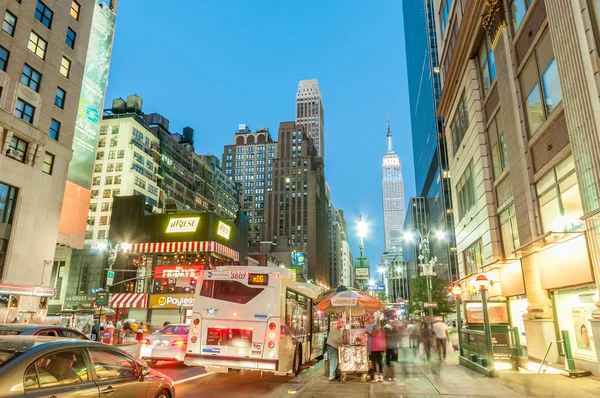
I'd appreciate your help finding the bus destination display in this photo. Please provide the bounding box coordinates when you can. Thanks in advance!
[248,273,269,286]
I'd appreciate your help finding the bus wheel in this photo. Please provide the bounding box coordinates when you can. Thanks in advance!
[292,345,302,376]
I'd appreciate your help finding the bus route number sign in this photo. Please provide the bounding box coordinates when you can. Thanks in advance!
[248,273,269,286]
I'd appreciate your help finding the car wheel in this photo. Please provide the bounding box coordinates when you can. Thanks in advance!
[155,389,170,398]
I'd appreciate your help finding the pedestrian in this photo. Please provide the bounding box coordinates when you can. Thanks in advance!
[413,319,422,352]
[369,320,386,382]
[163,321,171,327]
[432,318,448,360]
[365,314,377,380]
[123,320,131,340]
[116,319,122,330]
[136,322,145,342]
[421,321,433,361]
[448,321,459,352]
[384,320,399,381]
[326,319,343,382]
[10,317,19,323]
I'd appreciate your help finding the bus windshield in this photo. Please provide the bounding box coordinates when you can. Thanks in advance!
[199,279,265,304]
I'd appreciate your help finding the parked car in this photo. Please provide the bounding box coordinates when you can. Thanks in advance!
[0,324,91,340]
[140,324,189,366]
[0,335,175,398]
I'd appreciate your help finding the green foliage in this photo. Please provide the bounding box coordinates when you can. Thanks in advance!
[407,276,455,318]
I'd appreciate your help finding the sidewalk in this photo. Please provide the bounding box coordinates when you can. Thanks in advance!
[269,354,600,397]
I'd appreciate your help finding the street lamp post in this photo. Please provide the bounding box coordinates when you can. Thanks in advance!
[404,229,445,319]
[475,274,494,370]
[451,282,464,356]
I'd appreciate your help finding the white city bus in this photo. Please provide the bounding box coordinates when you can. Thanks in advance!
[184,266,329,375]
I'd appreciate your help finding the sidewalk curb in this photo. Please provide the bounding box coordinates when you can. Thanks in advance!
[267,361,324,397]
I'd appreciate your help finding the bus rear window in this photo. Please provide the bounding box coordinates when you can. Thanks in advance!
[199,280,265,304]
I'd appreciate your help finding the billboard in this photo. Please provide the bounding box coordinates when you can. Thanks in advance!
[149,294,194,309]
[465,302,509,324]
[67,4,115,188]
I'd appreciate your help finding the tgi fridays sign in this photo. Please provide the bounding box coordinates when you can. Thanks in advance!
[154,265,203,279]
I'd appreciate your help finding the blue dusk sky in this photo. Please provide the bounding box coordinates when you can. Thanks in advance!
[105,0,415,277]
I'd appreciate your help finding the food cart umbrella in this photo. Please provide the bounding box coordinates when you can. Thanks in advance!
[315,285,361,304]
[93,308,115,316]
[317,290,383,317]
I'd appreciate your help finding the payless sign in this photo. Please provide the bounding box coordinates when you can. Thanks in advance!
[149,294,195,309]
[165,217,200,233]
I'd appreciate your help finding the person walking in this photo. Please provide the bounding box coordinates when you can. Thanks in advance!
[136,322,145,342]
[369,320,386,382]
[326,319,344,382]
[384,320,399,381]
[421,321,433,362]
[365,314,377,380]
[432,318,448,360]
[448,321,460,352]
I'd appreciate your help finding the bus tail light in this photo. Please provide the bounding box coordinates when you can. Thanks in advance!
[268,341,275,349]
[172,340,186,346]
[192,327,199,334]
[193,318,200,325]
[268,332,275,339]
[269,322,276,330]
[191,336,197,343]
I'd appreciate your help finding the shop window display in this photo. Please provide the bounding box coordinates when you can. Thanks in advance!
[553,287,597,362]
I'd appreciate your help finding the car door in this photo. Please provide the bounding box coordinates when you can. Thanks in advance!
[24,348,99,398]
[87,348,149,398]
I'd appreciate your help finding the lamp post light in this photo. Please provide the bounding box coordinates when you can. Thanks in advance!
[451,282,464,356]
[474,274,494,370]
[404,228,445,318]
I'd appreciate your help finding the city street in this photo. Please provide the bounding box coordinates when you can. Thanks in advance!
[118,345,600,397]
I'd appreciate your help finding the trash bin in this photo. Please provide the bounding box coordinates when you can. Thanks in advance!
[324,351,330,378]
[102,328,114,345]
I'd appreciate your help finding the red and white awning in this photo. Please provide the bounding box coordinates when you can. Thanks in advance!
[129,241,239,261]
[110,293,147,309]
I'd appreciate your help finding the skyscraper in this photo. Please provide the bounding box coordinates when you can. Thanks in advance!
[296,80,325,160]
[402,0,456,282]
[382,117,405,258]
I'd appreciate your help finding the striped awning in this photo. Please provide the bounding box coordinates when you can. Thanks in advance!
[110,293,147,309]
[129,241,239,261]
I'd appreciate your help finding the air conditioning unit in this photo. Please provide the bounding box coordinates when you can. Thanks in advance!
[6,148,19,158]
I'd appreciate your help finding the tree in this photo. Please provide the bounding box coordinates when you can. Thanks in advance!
[407,276,454,318]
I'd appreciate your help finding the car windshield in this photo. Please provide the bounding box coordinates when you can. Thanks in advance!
[157,326,189,335]
[0,350,18,368]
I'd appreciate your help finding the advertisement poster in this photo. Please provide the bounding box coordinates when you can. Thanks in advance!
[67,4,115,189]
[572,308,592,351]
[74,314,94,337]
[465,302,509,324]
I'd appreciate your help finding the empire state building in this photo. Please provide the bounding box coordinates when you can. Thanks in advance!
[382,117,405,257]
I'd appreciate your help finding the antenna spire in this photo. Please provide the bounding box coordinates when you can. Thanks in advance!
[386,110,394,154]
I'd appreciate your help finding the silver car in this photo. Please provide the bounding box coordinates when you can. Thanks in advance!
[0,324,91,340]
[0,336,175,398]
[140,324,189,366]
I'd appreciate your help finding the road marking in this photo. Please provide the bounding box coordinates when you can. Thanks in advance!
[174,372,214,385]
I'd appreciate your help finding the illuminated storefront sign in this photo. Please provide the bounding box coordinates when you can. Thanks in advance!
[165,217,200,233]
[149,294,195,309]
[154,265,203,279]
[217,221,231,239]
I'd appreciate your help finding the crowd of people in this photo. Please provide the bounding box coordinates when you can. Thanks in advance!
[326,315,460,382]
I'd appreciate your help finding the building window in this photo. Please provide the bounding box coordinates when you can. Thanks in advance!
[509,0,531,33]
[463,239,483,275]
[101,202,109,212]
[0,46,8,71]
[77,263,88,294]
[42,152,54,174]
[7,136,27,162]
[450,92,469,155]
[440,0,452,35]
[94,164,102,173]
[0,183,18,224]
[28,31,47,59]
[3,10,17,36]
[65,27,76,48]
[499,204,520,258]
[20,64,42,92]
[478,35,496,97]
[456,163,475,220]
[60,57,71,77]
[14,99,35,123]
[520,29,562,136]
[71,1,80,20]
[48,119,60,141]
[103,190,110,198]
[54,87,66,108]
[99,216,108,226]
[488,113,508,178]
[536,155,583,233]
[35,1,53,29]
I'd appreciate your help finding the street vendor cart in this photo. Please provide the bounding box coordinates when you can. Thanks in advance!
[317,287,382,383]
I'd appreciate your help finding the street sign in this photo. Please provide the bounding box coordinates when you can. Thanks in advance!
[355,268,369,280]
[424,302,438,308]
[106,271,115,286]
[366,285,386,291]
[95,291,109,306]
